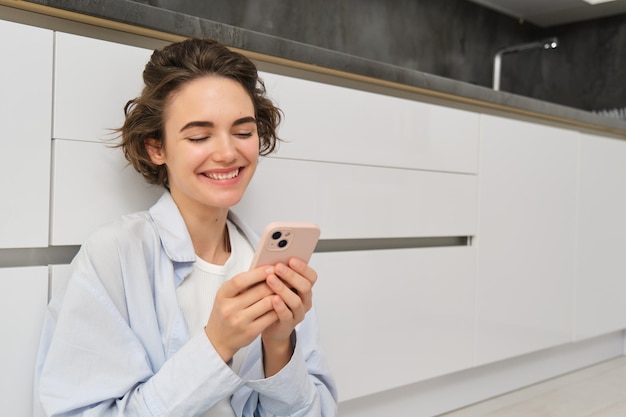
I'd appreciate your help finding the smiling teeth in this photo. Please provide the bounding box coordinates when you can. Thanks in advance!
[206,169,239,180]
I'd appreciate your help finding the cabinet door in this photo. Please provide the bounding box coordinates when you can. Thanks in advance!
[53,32,152,142]
[475,114,578,365]
[261,72,479,174]
[0,21,52,248]
[311,246,475,401]
[0,266,48,416]
[575,134,626,340]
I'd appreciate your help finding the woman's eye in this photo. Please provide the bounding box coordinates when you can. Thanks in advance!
[188,137,208,143]
[235,132,253,138]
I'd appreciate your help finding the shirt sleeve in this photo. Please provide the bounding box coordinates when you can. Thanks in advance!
[233,308,339,417]
[35,233,245,417]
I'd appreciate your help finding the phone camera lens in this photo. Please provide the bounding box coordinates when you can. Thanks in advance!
[272,231,282,240]
[278,239,288,248]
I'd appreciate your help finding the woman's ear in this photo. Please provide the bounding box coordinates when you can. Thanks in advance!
[144,138,165,165]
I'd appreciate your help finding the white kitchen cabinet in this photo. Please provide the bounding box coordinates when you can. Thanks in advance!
[261,72,480,174]
[0,21,52,248]
[50,139,162,245]
[0,266,48,416]
[53,32,152,142]
[474,114,578,365]
[575,133,626,340]
[311,246,476,401]
[234,157,477,239]
[51,32,158,245]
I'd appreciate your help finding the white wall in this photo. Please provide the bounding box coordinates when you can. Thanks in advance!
[1,16,625,416]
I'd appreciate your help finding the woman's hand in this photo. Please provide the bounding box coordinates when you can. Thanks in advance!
[203,257,318,374]
[204,267,278,363]
[261,257,318,376]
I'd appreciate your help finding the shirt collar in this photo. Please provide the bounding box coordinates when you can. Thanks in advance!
[149,191,196,264]
[148,191,260,264]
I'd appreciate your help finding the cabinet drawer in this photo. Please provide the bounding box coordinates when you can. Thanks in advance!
[262,71,479,174]
[311,246,476,401]
[235,157,477,239]
[53,32,152,142]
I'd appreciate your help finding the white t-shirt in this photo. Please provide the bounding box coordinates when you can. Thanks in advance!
[176,219,255,416]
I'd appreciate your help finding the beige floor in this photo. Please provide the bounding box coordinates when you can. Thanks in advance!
[438,356,626,417]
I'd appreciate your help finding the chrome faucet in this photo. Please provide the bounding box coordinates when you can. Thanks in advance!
[492,37,558,91]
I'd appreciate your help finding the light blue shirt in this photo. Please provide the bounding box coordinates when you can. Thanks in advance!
[34,191,337,417]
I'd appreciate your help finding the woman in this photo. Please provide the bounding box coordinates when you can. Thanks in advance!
[34,38,337,417]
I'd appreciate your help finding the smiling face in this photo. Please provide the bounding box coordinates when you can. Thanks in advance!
[145,75,260,218]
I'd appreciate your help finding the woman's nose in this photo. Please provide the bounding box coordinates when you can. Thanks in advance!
[212,134,237,162]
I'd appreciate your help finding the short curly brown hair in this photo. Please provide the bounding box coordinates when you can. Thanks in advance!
[117,38,282,187]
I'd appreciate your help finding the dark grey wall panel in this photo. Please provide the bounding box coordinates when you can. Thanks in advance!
[134,0,625,112]
[26,0,626,112]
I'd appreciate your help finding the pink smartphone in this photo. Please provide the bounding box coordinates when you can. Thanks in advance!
[250,222,321,269]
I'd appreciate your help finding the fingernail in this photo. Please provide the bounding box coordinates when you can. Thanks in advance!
[268,275,280,287]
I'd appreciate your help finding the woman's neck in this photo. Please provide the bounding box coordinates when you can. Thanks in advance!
[170,191,231,265]
[188,214,231,265]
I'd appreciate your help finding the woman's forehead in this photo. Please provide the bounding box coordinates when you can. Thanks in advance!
[164,76,255,125]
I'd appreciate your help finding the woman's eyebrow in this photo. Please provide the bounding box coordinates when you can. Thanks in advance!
[180,121,213,132]
[179,117,256,132]
[233,116,257,126]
